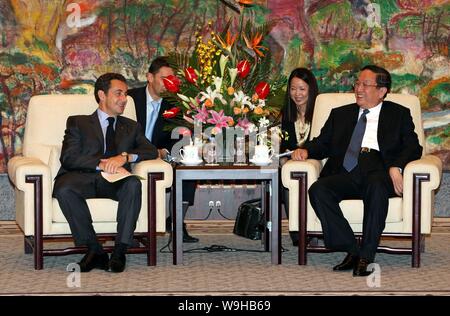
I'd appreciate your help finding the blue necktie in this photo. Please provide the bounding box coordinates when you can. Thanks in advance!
[343,109,369,172]
[145,101,159,141]
[104,117,116,158]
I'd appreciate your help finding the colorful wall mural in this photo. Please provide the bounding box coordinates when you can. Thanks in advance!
[0,0,448,173]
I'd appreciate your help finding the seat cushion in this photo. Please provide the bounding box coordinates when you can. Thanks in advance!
[53,198,118,223]
[312,197,403,226]
[343,197,402,223]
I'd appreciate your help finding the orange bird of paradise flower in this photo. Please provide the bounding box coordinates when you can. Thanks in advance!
[216,30,237,51]
[238,0,253,5]
[243,32,266,57]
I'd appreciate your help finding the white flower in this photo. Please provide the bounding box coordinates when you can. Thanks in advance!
[228,68,238,86]
[258,99,266,108]
[212,76,223,92]
[258,116,270,128]
[219,55,229,77]
[200,86,226,105]
[232,90,252,109]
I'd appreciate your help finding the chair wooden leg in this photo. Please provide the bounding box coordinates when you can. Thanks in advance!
[147,172,164,266]
[412,173,430,268]
[26,175,44,270]
[291,171,308,265]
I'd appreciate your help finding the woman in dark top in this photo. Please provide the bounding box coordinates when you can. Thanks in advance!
[280,68,319,245]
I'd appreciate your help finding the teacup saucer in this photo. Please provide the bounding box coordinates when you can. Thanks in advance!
[249,158,272,166]
[180,158,203,166]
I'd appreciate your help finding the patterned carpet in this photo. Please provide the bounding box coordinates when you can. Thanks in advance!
[1,221,449,296]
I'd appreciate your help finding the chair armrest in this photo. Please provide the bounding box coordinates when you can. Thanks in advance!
[281,159,322,232]
[8,156,52,190]
[281,159,321,189]
[403,155,442,188]
[7,156,54,236]
[132,158,173,188]
[131,158,173,233]
[402,154,443,234]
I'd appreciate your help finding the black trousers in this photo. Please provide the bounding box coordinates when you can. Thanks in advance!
[182,180,196,206]
[53,172,142,247]
[308,151,396,261]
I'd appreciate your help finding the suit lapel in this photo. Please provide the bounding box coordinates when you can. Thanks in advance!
[115,116,129,150]
[377,101,392,152]
[346,104,360,142]
[90,112,104,149]
[135,86,147,128]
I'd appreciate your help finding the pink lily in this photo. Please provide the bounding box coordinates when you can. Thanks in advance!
[207,110,232,129]
[193,104,209,123]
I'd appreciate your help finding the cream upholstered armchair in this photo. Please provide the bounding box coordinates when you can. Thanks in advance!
[7,95,173,269]
[282,93,442,267]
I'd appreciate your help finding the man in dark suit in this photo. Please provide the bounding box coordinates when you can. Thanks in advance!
[292,65,422,276]
[128,56,199,243]
[53,73,158,273]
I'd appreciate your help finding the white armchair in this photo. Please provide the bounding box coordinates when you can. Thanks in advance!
[7,94,173,269]
[282,93,442,267]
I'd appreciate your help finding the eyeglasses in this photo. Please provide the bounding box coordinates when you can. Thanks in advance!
[353,81,379,89]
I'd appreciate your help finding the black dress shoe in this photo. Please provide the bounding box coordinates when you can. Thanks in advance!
[78,252,109,272]
[353,258,374,277]
[109,252,127,273]
[333,253,359,271]
[183,224,199,243]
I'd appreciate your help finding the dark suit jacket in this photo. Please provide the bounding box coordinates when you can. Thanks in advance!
[56,112,158,177]
[128,86,180,152]
[304,100,422,178]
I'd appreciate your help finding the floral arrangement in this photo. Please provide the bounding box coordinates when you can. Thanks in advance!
[162,1,286,136]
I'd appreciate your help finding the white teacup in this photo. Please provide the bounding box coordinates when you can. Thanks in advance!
[180,144,200,162]
[253,144,273,161]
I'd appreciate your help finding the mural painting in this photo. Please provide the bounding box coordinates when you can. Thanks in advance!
[0,0,448,173]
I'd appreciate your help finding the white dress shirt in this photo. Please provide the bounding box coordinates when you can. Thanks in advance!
[361,102,382,151]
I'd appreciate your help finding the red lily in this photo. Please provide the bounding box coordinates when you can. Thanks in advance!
[255,82,270,99]
[237,60,250,78]
[184,67,198,84]
[163,75,181,93]
[162,107,181,119]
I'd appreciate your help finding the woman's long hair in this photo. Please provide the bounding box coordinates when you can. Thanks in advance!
[281,68,318,124]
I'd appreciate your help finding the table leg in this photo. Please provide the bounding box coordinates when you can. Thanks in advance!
[173,174,184,264]
[271,174,281,264]
[261,181,270,251]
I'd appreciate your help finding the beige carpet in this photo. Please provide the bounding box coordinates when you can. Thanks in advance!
[1,223,450,296]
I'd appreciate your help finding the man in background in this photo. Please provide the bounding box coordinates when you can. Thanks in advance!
[128,56,199,243]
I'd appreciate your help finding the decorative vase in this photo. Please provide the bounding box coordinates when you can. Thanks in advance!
[234,136,247,165]
[203,136,218,165]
